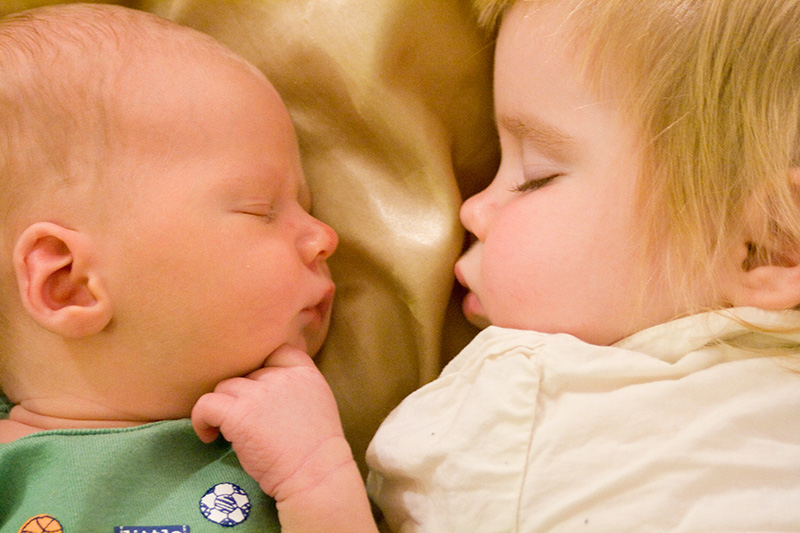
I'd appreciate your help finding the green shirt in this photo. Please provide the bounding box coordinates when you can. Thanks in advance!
[0,400,280,532]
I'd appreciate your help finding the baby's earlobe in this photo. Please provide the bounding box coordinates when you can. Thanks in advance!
[727,237,800,310]
[13,222,112,337]
[726,168,800,309]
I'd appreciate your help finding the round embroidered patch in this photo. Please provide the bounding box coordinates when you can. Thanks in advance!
[199,482,251,527]
[17,514,63,533]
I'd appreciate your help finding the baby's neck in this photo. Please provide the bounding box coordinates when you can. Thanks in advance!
[0,418,41,442]
[0,404,146,443]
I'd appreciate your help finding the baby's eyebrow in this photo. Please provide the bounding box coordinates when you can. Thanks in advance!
[497,113,577,162]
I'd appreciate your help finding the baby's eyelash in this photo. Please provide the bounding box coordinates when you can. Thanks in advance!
[261,205,280,221]
[241,204,278,222]
[258,209,278,222]
[512,174,561,193]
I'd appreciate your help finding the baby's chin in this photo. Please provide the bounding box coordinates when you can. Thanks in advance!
[296,319,331,357]
[466,313,492,330]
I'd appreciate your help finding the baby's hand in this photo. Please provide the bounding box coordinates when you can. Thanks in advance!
[191,345,351,501]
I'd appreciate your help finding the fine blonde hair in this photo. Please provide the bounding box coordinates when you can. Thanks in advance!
[474,0,800,313]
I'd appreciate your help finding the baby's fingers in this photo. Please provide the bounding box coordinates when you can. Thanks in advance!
[244,344,319,381]
[191,392,235,443]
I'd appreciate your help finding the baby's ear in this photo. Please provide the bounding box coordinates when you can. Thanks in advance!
[13,222,112,337]
[726,169,800,310]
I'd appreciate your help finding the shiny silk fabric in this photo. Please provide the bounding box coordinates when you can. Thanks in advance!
[1,0,498,474]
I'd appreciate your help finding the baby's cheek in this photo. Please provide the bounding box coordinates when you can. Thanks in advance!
[482,229,556,330]
[480,254,523,324]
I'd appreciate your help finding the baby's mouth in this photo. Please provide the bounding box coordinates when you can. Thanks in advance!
[454,261,490,329]
[305,286,334,326]
[461,289,490,330]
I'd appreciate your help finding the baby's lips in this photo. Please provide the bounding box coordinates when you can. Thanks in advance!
[454,257,491,329]
[453,255,469,289]
[454,240,484,285]
[315,284,335,319]
[461,289,491,330]
[303,282,335,325]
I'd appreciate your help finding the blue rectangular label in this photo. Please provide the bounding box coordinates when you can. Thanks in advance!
[114,527,189,533]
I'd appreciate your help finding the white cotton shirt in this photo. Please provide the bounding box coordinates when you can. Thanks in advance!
[366,308,800,532]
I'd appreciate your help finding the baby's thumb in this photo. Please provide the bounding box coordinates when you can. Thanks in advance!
[191,392,232,443]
